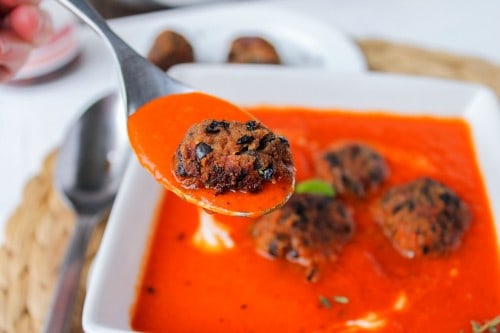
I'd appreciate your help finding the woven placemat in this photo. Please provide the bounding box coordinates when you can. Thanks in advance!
[1,39,499,333]
[358,39,500,95]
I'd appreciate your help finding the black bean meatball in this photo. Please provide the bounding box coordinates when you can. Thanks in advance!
[375,177,471,258]
[252,193,354,281]
[174,119,294,194]
[227,36,281,64]
[147,30,194,71]
[316,143,389,198]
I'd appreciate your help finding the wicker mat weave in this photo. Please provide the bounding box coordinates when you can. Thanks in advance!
[1,39,499,333]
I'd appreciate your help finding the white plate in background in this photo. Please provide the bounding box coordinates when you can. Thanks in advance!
[150,0,230,7]
[82,66,500,332]
[13,0,80,81]
[109,4,366,71]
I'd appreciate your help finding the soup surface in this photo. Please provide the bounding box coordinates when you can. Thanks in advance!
[131,107,500,333]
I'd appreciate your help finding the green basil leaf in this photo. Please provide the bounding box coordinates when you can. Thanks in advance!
[295,179,335,197]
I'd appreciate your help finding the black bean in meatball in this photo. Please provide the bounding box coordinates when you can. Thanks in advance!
[252,193,354,281]
[174,119,294,194]
[227,36,281,64]
[375,177,471,258]
[316,143,389,198]
[147,30,194,71]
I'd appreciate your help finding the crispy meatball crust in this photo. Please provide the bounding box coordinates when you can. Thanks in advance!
[375,177,471,258]
[147,30,194,71]
[174,119,294,194]
[252,193,354,280]
[227,36,281,64]
[317,143,389,198]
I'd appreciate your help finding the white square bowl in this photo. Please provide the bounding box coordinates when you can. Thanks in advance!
[83,65,500,332]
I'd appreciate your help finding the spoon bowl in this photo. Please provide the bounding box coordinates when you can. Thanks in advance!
[43,92,130,333]
[56,93,130,213]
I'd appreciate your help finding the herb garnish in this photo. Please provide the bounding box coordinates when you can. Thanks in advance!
[332,295,349,304]
[470,315,500,333]
[319,295,350,309]
[319,295,332,309]
[296,179,335,197]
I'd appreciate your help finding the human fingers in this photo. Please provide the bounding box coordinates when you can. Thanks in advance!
[4,4,52,44]
[0,0,40,12]
[0,31,32,82]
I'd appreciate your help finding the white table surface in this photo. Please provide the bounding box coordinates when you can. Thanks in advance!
[1,0,499,242]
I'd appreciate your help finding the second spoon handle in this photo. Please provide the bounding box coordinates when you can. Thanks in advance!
[42,214,101,333]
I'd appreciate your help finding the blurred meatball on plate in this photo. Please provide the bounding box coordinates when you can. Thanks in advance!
[148,30,194,71]
[227,36,281,64]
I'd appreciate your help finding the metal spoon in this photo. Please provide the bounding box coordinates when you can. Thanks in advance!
[56,0,294,216]
[57,0,192,116]
[43,93,130,333]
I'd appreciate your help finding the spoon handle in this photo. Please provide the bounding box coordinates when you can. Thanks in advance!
[57,0,142,110]
[57,0,128,53]
[43,214,101,333]
[57,0,191,116]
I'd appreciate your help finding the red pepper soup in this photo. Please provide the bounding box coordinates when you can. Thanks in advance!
[130,107,500,333]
